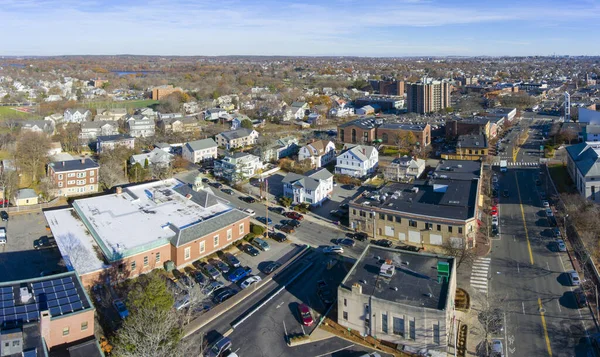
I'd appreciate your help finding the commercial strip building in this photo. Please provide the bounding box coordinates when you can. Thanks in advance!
[442,134,489,161]
[337,118,431,147]
[406,79,451,114]
[338,245,456,353]
[44,179,250,287]
[354,96,404,112]
[349,161,481,249]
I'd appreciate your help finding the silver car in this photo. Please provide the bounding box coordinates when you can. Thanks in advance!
[491,339,504,357]
[567,270,581,286]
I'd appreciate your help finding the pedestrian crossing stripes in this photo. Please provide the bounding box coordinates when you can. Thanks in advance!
[492,161,539,167]
[470,257,491,294]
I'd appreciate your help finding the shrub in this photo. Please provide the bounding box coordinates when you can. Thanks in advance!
[279,196,293,207]
[294,203,310,213]
[243,233,256,241]
[251,224,265,236]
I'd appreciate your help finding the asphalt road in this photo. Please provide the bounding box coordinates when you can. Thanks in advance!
[489,122,598,357]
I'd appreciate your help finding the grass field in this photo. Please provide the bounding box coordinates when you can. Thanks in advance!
[84,99,159,109]
[0,106,39,120]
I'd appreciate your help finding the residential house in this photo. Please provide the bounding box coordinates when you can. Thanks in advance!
[282,168,333,206]
[130,148,174,168]
[253,136,299,162]
[19,119,55,135]
[284,102,309,121]
[214,152,262,182]
[126,115,155,138]
[44,113,63,123]
[96,134,135,153]
[14,189,38,206]
[182,138,218,163]
[43,179,251,287]
[338,246,456,352]
[157,112,183,120]
[384,156,426,181]
[151,85,182,100]
[135,107,158,119]
[335,145,379,178]
[298,140,336,168]
[215,128,259,150]
[445,117,497,139]
[79,121,118,141]
[183,101,201,114]
[48,158,100,197]
[566,141,600,201]
[355,105,375,116]
[157,117,199,134]
[63,108,91,123]
[48,142,62,156]
[205,108,228,121]
[97,108,127,121]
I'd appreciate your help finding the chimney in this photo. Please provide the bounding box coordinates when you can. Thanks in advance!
[40,310,51,347]
[352,282,363,294]
[81,158,85,164]
[116,187,122,195]
[62,161,65,167]
[362,148,366,155]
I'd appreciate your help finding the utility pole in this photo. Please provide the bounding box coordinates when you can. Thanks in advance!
[264,178,269,234]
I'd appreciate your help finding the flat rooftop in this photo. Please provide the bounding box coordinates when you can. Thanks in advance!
[352,179,478,221]
[434,160,481,181]
[342,245,453,310]
[66,179,233,261]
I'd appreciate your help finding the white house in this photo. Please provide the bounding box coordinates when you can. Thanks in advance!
[20,120,56,135]
[130,148,174,168]
[566,142,600,201]
[284,102,308,121]
[205,108,228,121]
[215,128,259,150]
[79,121,119,141]
[182,138,218,163]
[298,140,336,168]
[63,108,91,123]
[214,152,263,182]
[282,168,334,206]
[126,114,155,138]
[335,144,379,177]
[383,156,426,181]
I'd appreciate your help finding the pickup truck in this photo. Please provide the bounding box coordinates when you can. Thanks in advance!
[317,280,334,305]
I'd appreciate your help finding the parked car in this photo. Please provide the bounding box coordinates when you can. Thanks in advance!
[208,259,230,274]
[174,294,191,311]
[207,337,234,357]
[535,179,541,186]
[279,225,295,234]
[491,339,504,357]
[202,281,225,296]
[263,262,281,274]
[574,288,587,308]
[201,178,210,183]
[334,238,355,247]
[374,239,393,248]
[200,263,221,280]
[256,216,273,225]
[297,303,314,326]
[0,211,8,221]
[284,212,304,221]
[395,244,423,253]
[212,287,237,304]
[567,270,581,286]
[317,280,334,304]
[243,208,255,216]
[545,208,554,217]
[241,196,256,203]
[251,237,270,251]
[556,239,566,252]
[243,244,260,256]
[240,275,262,289]
[221,252,241,268]
[210,182,223,189]
[352,232,368,241]
[542,200,550,208]
[193,271,207,286]
[0,228,6,245]
[285,219,301,228]
[491,206,498,216]
[268,232,287,242]
[323,245,344,254]
[228,266,252,283]
[502,189,509,197]
[33,236,57,249]
[113,299,129,319]
[221,188,234,195]
[492,216,499,225]
[268,206,286,215]
[552,227,562,238]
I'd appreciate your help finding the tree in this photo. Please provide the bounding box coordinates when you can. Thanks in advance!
[279,196,292,207]
[15,132,51,183]
[53,123,81,153]
[0,169,18,206]
[441,239,476,268]
[127,273,174,313]
[128,163,149,183]
[240,119,254,129]
[99,146,134,189]
[38,177,58,201]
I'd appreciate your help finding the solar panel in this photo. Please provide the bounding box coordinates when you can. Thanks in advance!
[71,301,83,311]
[49,307,61,316]
[31,282,43,290]
[0,287,12,294]
[61,277,72,285]
[65,288,78,297]
[46,293,56,300]
[1,293,13,301]
[60,304,73,314]
[47,300,59,308]
[54,284,66,293]
[25,304,37,312]
[58,298,69,306]
[64,282,75,290]
[56,291,68,299]
[68,295,79,304]
[15,306,26,314]
[26,312,38,321]
[4,307,15,315]
[41,281,52,288]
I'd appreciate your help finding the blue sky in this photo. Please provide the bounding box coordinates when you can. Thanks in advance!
[1,0,599,56]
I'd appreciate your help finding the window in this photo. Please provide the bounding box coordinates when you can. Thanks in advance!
[199,241,205,254]
[184,247,191,260]
[393,316,404,336]
[437,224,441,231]
[352,209,357,215]
[343,298,347,307]
[90,178,94,183]
[81,321,88,331]
[227,229,232,241]
[382,313,388,334]
[90,170,95,176]
[213,235,219,247]
[58,182,63,188]
[395,216,401,223]
[90,185,94,191]
[387,215,393,222]
[58,174,63,180]
[409,319,416,340]
[433,323,440,344]
[409,220,417,228]
[77,172,86,178]
[239,223,244,235]
[156,252,161,263]
[68,180,75,185]
[458,227,463,234]
[343,311,348,320]
[448,226,453,233]
[143,256,148,267]
[67,173,75,177]
[379,213,385,220]
[63,327,70,336]
[131,261,136,270]
[360,211,366,217]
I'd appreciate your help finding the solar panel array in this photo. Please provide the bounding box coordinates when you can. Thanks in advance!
[0,275,88,325]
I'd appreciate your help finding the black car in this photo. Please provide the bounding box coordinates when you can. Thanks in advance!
[492,189,498,198]
[34,236,57,250]
[374,239,393,248]
[286,219,301,228]
[263,262,281,274]
[317,280,334,304]
[279,225,295,234]
[0,211,8,221]
[574,289,587,308]
[268,206,286,215]
[240,196,256,203]
[193,271,207,286]
[334,238,355,247]
[210,182,223,189]
[201,178,210,183]
[212,288,236,304]
[395,244,422,253]
[208,259,230,274]
[268,232,287,242]
[221,188,234,195]
[352,232,368,241]
[502,189,509,198]
[535,179,542,186]
[243,244,260,256]
[221,252,241,268]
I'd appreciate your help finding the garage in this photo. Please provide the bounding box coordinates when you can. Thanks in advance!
[408,230,420,244]
[429,234,442,245]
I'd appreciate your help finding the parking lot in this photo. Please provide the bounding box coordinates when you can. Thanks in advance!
[0,211,65,282]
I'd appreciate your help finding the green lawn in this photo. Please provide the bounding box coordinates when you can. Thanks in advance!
[0,106,39,120]
[84,99,159,109]
[548,164,576,194]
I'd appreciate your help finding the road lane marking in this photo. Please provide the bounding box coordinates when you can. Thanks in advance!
[314,344,356,357]
[517,262,520,273]
[538,298,553,356]
[546,262,550,271]
[514,172,535,265]
[556,299,562,313]
[522,302,525,315]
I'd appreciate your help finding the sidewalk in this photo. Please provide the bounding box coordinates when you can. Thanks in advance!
[475,231,491,257]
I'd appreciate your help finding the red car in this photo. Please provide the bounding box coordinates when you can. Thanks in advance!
[297,303,313,326]
[491,207,498,216]
[285,212,304,221]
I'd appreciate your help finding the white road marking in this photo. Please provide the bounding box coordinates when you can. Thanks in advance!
[313,344,356,357]
[522,302,525,315]
[556,299,562,313]
[517,262,520,273]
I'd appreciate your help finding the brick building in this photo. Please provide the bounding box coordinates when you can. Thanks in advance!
[47,158,100,197]
[44,179,250,287]
[337,118,430,147]
[406,79,451,114]
[445,117,497,139]
[151,85,183,100]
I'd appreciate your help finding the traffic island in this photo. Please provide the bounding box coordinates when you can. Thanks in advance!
[286,333,311,347]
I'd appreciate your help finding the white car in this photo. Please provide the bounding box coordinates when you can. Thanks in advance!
[243,208,255,216]
[323,245,344,254]
[542,200,550,208]
[240,275,262,289]
[202,281,225,296]
[491,216,499,225]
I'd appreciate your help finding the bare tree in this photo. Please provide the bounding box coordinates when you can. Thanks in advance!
[99,146,134,189]
[15,131,51,183]
[441,239,476,268]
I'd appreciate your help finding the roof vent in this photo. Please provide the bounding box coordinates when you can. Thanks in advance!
[20,286,32,304]
[391,286,398,291]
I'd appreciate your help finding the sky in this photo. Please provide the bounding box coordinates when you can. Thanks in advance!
[1,0,600,57]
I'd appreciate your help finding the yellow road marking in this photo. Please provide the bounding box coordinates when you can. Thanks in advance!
[514,172,535,265]
[538,298,553,356]
[513,131,530,161]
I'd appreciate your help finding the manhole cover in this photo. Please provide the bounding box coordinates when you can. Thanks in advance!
[539,307,546,313]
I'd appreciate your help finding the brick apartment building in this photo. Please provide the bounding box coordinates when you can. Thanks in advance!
[44,179,250,287]
[47,158,100,197]
[151,85,183,100]
[406,79,451,114]
[338,118,431,147]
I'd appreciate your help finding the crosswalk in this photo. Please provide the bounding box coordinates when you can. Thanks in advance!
[470,257,491,294]
[492,161,539,167]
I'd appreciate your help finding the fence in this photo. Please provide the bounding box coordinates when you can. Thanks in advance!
[5,198,62,214]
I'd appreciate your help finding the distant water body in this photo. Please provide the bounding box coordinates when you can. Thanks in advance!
[111,70,162,76]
